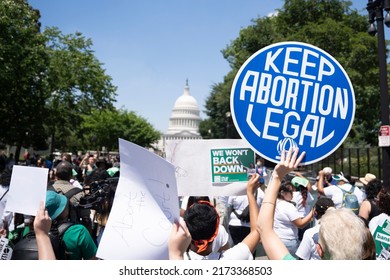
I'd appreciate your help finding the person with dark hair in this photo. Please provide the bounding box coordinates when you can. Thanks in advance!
[82,167,113,245]
[180,196,212,217]
[50,161,91,229]
[359,179,383,223]
[369,188,390,259]
[44,191,97,259]
[169,174,261,260]
[62,152,83,183]
[272,179,314,258]
[295,197,335,260]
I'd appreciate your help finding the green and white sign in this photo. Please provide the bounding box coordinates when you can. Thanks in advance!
[372,219,390,260]
[211,148,255,184]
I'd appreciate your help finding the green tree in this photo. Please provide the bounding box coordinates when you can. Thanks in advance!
[80,108,161,151]
[43,27,117,152]
[0,0,117,158]
[0,0,49,160]
[201,0,381,145]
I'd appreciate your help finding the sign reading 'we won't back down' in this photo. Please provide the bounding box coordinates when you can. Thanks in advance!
[230,41,355,165]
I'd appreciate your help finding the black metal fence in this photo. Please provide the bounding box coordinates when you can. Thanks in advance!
[303,146,383,180]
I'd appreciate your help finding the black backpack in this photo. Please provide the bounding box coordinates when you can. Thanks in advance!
[10,222,73,260]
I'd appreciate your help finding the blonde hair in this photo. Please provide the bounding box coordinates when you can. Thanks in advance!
[319,208,366,259]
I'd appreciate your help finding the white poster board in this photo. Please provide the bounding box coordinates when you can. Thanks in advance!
[96,139,179,260]
[165,139,254,196]
[5,166,48,216]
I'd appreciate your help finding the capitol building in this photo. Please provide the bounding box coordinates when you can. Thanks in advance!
[155,80,202,154]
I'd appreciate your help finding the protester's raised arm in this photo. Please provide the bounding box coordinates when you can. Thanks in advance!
[256,148,305,260]
[316,170,325,195]
[241,173,260,253]
[34,201,56,260]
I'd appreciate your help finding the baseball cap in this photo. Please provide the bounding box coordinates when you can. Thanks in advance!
[291,176,309,189]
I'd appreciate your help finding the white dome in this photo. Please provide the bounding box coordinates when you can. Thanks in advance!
[173,85,199,111]
[165,80,202,136]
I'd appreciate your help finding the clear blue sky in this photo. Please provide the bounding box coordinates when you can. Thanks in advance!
[28,0,376,132]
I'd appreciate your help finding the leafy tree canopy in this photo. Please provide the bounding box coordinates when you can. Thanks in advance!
[201,0,381,145]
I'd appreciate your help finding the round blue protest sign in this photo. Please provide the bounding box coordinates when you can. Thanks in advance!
[230,42,355,165]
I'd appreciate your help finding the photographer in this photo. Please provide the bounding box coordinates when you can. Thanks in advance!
[82,167,118,245]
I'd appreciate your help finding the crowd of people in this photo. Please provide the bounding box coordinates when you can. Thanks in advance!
[1,148,390,260]
[0,151,119,260]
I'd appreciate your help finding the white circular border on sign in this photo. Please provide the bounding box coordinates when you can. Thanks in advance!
[230,41,355,165]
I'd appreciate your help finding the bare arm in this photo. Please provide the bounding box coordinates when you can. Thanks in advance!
[256,148,306,260]
[316,170,325,195]
[358,200,371,221]
[293,209,314,228]
[241,173,260,253]
[34,201,56,260]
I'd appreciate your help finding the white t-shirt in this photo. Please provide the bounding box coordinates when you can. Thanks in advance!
[184,225,230,260]
[323,184,365,209]
[369,213,390,260]
[295,222,321,260]
[227,190,264,227]
[185,242,253,260]
[274,199,303,240]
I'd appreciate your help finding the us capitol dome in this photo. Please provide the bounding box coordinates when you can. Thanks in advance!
[155,80,202,154]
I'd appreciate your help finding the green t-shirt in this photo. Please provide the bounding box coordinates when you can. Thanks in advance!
[62,224,97,260]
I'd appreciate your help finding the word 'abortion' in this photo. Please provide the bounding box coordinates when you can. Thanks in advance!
[239,47,352,147]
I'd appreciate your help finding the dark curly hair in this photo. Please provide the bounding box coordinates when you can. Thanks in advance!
[378,188,390,215]
[0,165,13,186]
[184,203,218,242]
[365,179,382,200]
[315,197,334,219]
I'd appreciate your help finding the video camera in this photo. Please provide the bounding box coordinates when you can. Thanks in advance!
[78,177,118,210]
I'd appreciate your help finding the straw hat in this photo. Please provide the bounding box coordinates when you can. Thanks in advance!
[359,173,376,185]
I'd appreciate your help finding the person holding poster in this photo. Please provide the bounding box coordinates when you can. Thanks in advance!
[257,148,368,260]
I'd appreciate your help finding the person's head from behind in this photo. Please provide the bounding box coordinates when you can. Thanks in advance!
[187,196,210,209]
[45,190,69,221]
[183,201,220,255]
[365,179,382,200]
[317,208,366,259]
[378,187,390,215]
[55,161,73,181]
[314,197,334,220]
[61,153,71,163]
